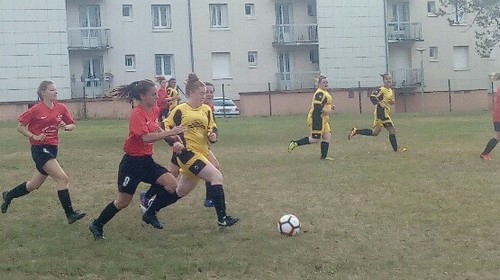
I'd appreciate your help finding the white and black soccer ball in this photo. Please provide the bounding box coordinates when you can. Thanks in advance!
[277,214,301,236]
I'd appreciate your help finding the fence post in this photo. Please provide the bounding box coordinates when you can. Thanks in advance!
[448,79,452,112]
[268,82,272,116]
[83,85,88,120]
[358,81,362,114]
[221,84,226,118]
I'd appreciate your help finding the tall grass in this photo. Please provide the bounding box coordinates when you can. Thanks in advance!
[0,112,498,280]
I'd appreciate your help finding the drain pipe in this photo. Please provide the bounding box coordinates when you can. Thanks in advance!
[188,0,195,72]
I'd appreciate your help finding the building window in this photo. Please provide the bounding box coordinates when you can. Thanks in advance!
[152,5,171,29]
[245,3,255,18]
[429,47,438,61]
[125,55,136,71]
[310,50,319,63]
[210,4,229,28]
[248,51,258,68]
[212,52,231,79]
[452,2,466,24]
[122,5,133,20]
[155,54,174,76]
[453,46,469,70]
[307,3,316,16]
[426,1,436,15]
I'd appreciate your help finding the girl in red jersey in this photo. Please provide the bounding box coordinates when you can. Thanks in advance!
[156,76,173,127]
[88,79,186,240]
[480,86,500,160]
[1,80,86,224]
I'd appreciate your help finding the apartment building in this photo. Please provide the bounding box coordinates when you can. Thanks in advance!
[1,0,498,103]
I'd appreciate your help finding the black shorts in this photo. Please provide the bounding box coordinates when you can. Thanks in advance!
[494,122,500,132]
[117,154,168,195]
[31,145,58,175]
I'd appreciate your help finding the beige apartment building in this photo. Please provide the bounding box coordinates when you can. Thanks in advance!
[0,0,498,103]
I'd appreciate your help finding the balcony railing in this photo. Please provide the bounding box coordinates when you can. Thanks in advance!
[387,22,423,42]
[273,24,318,46]
[275,71,320,91]
[67,28,111,50]
[389,68,421,88]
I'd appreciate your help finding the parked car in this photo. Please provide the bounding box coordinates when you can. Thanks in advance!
[212,97,240,116]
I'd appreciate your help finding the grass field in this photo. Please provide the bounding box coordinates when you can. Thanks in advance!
[0,112,499,280]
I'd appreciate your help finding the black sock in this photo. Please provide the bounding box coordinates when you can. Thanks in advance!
[320,141,329,159]
[57,189,75,215]
[5,182,30,202]
[357,129,373,136]
[94,201,120,227]
[146,188,180,215]
[205,181,211,200]
[295,137,310,146]
[482,138,499,154]
[145,184,163,200]
[389,134,398,151]
[208,184,226,221]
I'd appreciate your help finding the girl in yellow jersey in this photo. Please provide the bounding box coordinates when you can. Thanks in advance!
[348,73,406,152]
[288,75,335,160]
[166,78,181,111]
[144,73,239,227]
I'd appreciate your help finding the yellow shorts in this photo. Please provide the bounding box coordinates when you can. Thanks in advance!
[307,116,331,139]
[176,150,210,181]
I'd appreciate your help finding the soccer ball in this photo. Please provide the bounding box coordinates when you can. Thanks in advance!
[277,214,301,236]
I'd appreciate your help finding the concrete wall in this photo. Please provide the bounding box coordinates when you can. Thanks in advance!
[0,89,492,122]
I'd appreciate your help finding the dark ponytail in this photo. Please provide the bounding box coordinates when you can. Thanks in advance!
[109,79,155,103]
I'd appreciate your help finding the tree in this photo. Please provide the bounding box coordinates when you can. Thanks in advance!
[439,0,500,57]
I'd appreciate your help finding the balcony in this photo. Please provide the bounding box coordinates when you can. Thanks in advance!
[272,24,318,47]
[389,68,421,88]
[275,71,320,91]
[387,22,423,42]
[67,28,111,50]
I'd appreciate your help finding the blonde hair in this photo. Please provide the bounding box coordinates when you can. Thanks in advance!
[37,80,55,99]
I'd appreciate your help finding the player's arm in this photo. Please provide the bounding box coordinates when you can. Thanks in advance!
[370,89,385,107]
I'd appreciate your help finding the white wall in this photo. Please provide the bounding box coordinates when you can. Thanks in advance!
[0,0,71,102]
[317,0,387,88]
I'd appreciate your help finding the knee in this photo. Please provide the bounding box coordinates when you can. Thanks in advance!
[114,197,131,209]
[210,171,223,185]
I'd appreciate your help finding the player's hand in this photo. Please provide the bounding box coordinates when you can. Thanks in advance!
[172,141,185,154]
[32,133,46,141]
[208,132,217,143]
[58,121,66,129]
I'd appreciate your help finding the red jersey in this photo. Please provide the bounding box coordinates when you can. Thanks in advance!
[493,87,500,122]
[123,105,161,156]
[18,102,74,146]
[156,88,169,111]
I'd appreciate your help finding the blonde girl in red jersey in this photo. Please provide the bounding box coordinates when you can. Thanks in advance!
[480,86,500,160]
[88,79,186,240]
[1,80,86,224]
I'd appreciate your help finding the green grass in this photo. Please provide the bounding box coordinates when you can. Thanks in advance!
[0,112,499,280]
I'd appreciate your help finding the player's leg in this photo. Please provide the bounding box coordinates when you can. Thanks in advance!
[204,150,220,208]
[385,122,405,152]
[320,121,333,160]
[196,164,239,227]
[89,155,141,240]
[43,159,86,223]
[1,172,47,214]
[289,115,319,152]
[480,122,500,160]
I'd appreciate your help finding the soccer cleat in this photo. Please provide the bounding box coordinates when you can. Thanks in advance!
[67,211,86,224]
[320,157,334,161]
[480,153,492,160]
[288,141,298,153]
[396,147,408,152]
[1,191,10,214]
[204,199,214,208]
[348,127,357,140]
[217,215,240,227]
[142,213,164,229]
[139,191,153,213]
[89,221,105,240]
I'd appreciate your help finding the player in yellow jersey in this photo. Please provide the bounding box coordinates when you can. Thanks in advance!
[348,73,406,152]
[142,73,239,227]
[288,75,335,160]
[166,78,181,111]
